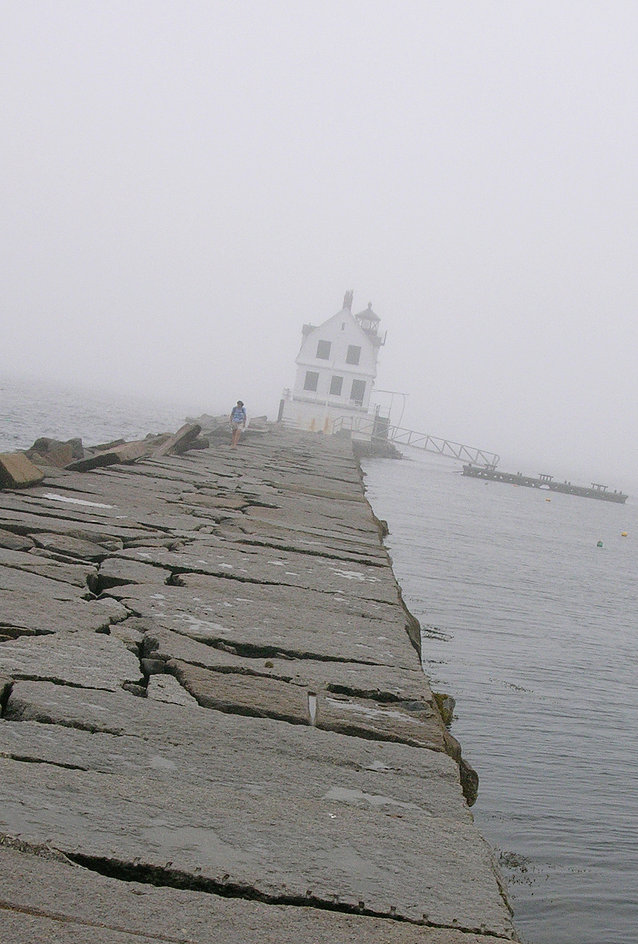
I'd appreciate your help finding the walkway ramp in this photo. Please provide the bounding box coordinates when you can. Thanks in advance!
[334,416,500,468]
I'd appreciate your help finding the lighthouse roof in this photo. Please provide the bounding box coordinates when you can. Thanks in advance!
[355,302,381,322]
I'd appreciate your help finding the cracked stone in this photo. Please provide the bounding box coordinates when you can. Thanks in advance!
[0,530,34,551]
[98,556,171,588]
[0,632,141,690]
[107,581,417,669]
[146,674,200,707]
[0,843,509,944]
[0,682,514,934]
[0,546,96,588]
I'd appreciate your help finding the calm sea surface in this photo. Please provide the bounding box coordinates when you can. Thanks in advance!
[2,377,636,943]
[363,453,638,944]
[0,377,190,453]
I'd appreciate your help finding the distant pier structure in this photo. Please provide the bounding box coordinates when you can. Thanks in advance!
[462,465,628,503]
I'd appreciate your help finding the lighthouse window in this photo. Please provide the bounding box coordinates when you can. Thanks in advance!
[350,379,366,404]
[346,344,361,365]
[316,340,331,359]
[329,375,343,396]
[303,371,319,392]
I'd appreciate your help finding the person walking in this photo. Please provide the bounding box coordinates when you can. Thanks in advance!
[229,400,246,448]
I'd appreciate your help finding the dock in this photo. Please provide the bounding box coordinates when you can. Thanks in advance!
[0,426,518,943]
[462,464,628,503]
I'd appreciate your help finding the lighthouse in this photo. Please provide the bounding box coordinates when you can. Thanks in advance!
[279,291,386,434]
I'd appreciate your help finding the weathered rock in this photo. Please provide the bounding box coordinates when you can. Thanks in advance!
[113,541,401,605]
[31,532,111,562]
[0,563,89,600]
[0,452,45,489]
[0,546,96,588]
[154,423,202,457]
[0,683,514,935]
[0,674,13,710]
[107,580,417,668]
[108,621,144,654]
[147,672,200,707]
[169,659,310,723]
[0,631,141,691]
[0,842,508,944]
[270,480,367,502]
[0,425,516,940]
[97,556,170,589]
[27,436,82,464]
[0,504,153,544]
[0,529,34,551]
[184,492,248,510]
[167,658,450,753]
[66,440,152,472]
[91,438,126,450]
[0,566,127,639]
[143,624,429,702]
[28,443,74,468]
[185,435,210,450]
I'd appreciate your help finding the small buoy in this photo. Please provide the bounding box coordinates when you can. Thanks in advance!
[621,531,628,537]
[597,540,604,548]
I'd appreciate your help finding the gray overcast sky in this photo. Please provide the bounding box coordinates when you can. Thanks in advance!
[2,1,637,484]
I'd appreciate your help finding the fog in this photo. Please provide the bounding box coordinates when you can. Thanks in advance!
[2,2,637,486]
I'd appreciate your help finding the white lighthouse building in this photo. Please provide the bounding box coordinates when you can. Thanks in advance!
[279,291,386,435]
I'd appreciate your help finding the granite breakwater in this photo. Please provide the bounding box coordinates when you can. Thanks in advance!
[0,424,518,943]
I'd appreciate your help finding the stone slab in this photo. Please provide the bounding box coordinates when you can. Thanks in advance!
[0,843,509,944]
[147,672,207,708]
[223,519,389,567]
[98,556,171,588]
[27,441,75,467]
[108,581,417,668]
[144,625,430,702]
[0,564,89,601]
[0,547,96,588]
[0,632,141,690]
[269,480,366,502]
[0,453,45,489]
[0,683,514,935]
[0,425,517,939]
[32,532,112,562]
[154,423,202,457]
[168,659,449,752]
[114,542,400,605]
[0,505,153,544]
[0,529,34,551]
[0,565,128,639]
[168,658,310,723]
[66,441,152,472]
[183,493,249,510]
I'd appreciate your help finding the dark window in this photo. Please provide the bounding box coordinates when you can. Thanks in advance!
[303,371,319,392]
[346,345,361,365]
[350,379,366,403]
[329,375,343,396]
[316,340,331,359]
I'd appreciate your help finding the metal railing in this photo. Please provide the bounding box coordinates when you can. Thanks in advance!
[333,415,500,468]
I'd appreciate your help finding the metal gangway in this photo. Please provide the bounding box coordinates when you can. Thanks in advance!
[333,415,500,468]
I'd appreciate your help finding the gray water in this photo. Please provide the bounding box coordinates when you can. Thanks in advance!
[363,453,638,944]
[2,376,637,942]
[0,375,191,453]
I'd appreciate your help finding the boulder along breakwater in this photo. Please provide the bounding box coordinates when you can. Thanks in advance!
[0,421,518,943]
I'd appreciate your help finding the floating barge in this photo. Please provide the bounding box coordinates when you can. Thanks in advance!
[462,465,628,503]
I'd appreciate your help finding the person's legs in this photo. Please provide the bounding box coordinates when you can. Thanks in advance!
[231,425,240,448]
